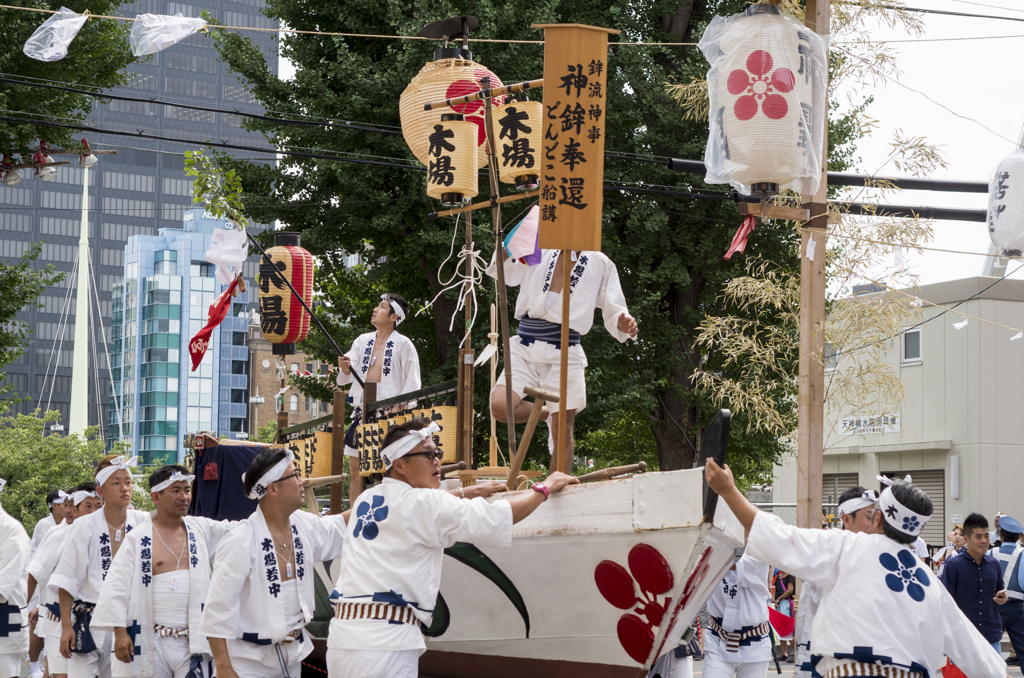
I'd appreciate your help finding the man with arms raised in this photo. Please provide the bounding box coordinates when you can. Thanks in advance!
[27,483,104,678]
[200,449,348,678]
[0,476,30,678]
[326,417,579,678]
[93,465,234,678]
[705,461,1006,678]
[51,455,150,678]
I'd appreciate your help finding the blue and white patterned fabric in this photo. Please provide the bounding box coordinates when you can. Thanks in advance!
[747,512,1007,678]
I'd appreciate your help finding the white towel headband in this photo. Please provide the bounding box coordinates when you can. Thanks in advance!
[72,490,99,506]
[382,294,406,326]
[243,450,295,500]
[838,489,878,518]
[380,421,440,470]
[95,455,139,486]
[49,490,69,506]
[151,471,196,493]
[877,475,930,537]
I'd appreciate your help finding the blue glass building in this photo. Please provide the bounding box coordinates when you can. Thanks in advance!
[109,208,253,462]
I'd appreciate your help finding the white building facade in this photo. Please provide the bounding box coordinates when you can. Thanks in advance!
[774,276,1024,547]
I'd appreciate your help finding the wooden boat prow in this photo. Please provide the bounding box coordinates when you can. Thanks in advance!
[418,466,745,677]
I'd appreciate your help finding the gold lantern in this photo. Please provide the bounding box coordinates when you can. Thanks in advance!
[490,100,542,191]
[399,47,505,170]
[425,113,478,206]
[258,232,314,356]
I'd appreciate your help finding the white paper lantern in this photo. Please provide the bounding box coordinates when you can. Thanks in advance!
[699,5,828,196]
[34,153,57,182]
[988,149,1024,256]
[2,170,21,187]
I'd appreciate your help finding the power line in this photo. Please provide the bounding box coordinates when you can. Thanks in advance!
[837,1,1024,22]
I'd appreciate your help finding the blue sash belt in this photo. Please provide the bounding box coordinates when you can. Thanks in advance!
[518,316,580,350]
[70,600,96,654]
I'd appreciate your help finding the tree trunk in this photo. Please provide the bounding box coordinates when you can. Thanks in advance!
[418,256,459,368]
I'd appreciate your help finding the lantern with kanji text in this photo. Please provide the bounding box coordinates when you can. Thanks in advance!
[489,100,542,191]
[399,46,506,171]
[699,5,827,197]
[425,113,478,206]
[258,232,314,355]
[988,149,1024,257]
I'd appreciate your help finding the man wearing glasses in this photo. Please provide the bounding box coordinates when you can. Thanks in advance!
[200,450,349,678]
[326,417,578,678]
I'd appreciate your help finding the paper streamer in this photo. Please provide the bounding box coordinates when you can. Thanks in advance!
[953,318,969,330]
[473,343,497,367]
[503,205,542,266]
[23,7,89,62]
[1011,332,1022,341]
[805,237,816,261]
[204,226,248,285]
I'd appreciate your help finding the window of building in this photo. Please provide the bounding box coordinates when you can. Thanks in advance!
[902,327,922,364]
[231,389,246,403]
[824,343,838,372]
[289,394,298,411]
[232,332,246,346]
[291,363,299,373]
[232,360,247,375]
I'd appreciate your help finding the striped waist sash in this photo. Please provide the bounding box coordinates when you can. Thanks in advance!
[334,601,418,625]
[517,316,580,348]
[706,616,769,653]
[823,663,923,678]
[154,624,188,638]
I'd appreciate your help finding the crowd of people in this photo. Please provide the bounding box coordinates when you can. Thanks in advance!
[0,418,577,678]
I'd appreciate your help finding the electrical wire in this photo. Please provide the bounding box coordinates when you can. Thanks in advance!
[836,0,1024,22]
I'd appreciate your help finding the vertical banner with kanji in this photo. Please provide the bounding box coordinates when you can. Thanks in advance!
[532,23,620,252]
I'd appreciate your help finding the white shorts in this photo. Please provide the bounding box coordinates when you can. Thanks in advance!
[0,652,20,678]
[68,628,111,678]
[326,648,419,678]
[153,635,196,678]
[703,653,769,678]
[649,652,693,678]
[45,635,69,675]
[494,337,587,411]
[228,647,301,678]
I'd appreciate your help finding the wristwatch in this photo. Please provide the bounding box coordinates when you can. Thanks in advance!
[532,482,550,501]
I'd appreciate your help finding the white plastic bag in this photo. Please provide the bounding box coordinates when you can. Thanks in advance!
[988,149,1024,257]
[699,5,829,196]
[23,7,88,62]
[129,13,207,56]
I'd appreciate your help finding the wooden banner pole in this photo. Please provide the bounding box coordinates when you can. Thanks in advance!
[796,0,830,531]
[481,78,518,457]
[557,250,572,474]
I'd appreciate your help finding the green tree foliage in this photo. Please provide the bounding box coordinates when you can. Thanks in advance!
[0,0,136,151]
[0,243,64,410]
[255,419,278,443]
[203,0,863,480]
[0,410,106,531]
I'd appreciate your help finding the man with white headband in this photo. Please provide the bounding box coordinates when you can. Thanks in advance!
[327,416,578,678]
[701,550,771,678]
[27,482,104,678]
[201,448,349,678]
[704,460,1007,678]
[793,485,878,678]
[51,454,150,678]
[486,248,637,472]
[336,292,421,480]
[942,512,1007,657]
[25,488,72,677]
[92,464,234,678]
[0,475,30,678]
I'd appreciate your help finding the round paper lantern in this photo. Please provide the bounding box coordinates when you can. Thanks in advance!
[699,5,827,196]
[988,149,1024,256]
[258,232,314,355]
[399,47,506,170]
[33,150,57,182]
[490,100,542,190]
[425,113,478,206]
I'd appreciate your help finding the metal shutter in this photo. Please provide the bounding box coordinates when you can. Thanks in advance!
[882,470,945,548]
[822,473,860,505]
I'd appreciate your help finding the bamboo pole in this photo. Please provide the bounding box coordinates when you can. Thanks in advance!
[480,78,518,458]
[429,189,538,219]
[795,0,830,531]
[488,304,499,467]
[424,78,543,112]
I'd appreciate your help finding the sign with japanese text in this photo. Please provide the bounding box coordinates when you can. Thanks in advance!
[533,23,620,251]
[837,414,900,436]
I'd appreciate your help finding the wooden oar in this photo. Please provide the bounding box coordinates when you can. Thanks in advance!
[440,461,467,478]
[576,462,647,484]
[303,474,348,514]
[506,386,559,490]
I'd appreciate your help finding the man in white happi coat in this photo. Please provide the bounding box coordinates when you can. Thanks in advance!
[336,293,421,480]
[326,417,579,678]
[31,489,70,557]
[702,552,771,678]
[200,449,348,678]
[27,488,72,678]
[0,476,31,678]
[27,483,104,678]
[92,465,234,678]
[486,249,637,468]
[705,459,1008,678]
[793,485,878,678]
[51,455,150,678]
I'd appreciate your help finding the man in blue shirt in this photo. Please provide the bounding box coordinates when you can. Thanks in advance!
[942,512,1008,654]
[987,515,1024,665]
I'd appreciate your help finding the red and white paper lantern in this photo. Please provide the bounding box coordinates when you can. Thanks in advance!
[988,149,1024,257]
[699,5,827,196]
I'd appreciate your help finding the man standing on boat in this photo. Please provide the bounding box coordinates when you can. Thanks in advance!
[326,417,578,678]
[336,293,421,465]
[486,249,637,468]
[705,459,1007,678]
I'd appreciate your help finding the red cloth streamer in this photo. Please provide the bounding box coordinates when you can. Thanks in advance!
[188,277,239,371]
[767,604,795,638]
[724,215,758,260]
